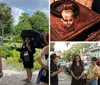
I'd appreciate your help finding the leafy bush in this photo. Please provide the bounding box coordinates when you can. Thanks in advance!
[1,46,11,59]
[1,45,41,71]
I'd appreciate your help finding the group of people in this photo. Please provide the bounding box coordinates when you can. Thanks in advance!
[0,33,49,85]
[50,54,100,85]
[70,55,100,85]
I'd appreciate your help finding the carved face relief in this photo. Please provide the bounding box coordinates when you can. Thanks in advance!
[61,9,74,27]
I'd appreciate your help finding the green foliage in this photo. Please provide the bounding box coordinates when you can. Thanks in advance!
[0,46,11,58]
[7,57,23,70]
[33,49,41,70]
[19,13,30,22]
[61,43,92,62]
[12,13,32,35]
[30,10,49,33]
[34,61,41,70]
[12,10,49,36]
[1,45,41,71]
[0,3,13,35]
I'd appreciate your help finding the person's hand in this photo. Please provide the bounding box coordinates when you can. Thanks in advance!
[78,75,82,79]
[27,46,30,49]
[27,46,32,52]
[87,79,92,83]
[74,76,79,80]
[58,66,64,72]
[63,66,66,70]
[77,76,81,80]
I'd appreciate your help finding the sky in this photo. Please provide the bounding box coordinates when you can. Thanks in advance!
[0,0,49,25]
[54,42,71,52]
[54,42,100,52]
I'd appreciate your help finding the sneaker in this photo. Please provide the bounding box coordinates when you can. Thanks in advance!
[26,80,31,84]
[22,78,31,83]
[22,78,28,82]
[24,80,32,85]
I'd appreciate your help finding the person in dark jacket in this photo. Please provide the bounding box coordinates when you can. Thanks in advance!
[16,37,35,84]
[50,53,64,85]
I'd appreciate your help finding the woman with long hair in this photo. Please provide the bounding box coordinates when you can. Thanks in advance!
[16,37,36,84]
[70,55,85,85]
[50,53,64,85]
[37,33,49,85]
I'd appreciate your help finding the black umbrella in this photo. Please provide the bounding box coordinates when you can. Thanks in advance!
[21,30,45,49]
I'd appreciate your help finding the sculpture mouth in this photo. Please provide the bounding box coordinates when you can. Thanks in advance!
[50,1,80,18]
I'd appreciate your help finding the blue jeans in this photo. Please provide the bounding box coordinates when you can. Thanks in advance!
[89,80,98,85]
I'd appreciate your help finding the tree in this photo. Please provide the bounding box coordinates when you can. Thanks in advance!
[50,43,55,51]
[11,13,32,42]
[61,43,92,61]
[0,3,13,35]
[13,11,49,35]
[30,10,49,33]
[12,11,49,41]
[12,13,32,35]
[19,13,31,23]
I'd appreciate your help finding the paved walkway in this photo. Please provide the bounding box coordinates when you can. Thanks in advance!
[59,71,71,85]
[0,58,39,85]
[0,58,72,85]
[0,70,39,85]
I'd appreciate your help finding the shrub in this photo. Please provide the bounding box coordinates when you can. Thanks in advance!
[1,45,41,71]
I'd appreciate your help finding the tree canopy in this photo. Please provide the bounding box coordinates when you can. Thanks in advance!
[0,3,13,35]
[61,43,92,62]
[12,10,49,36]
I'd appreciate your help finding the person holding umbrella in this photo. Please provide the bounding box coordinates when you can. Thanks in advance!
[16,37,36,84]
